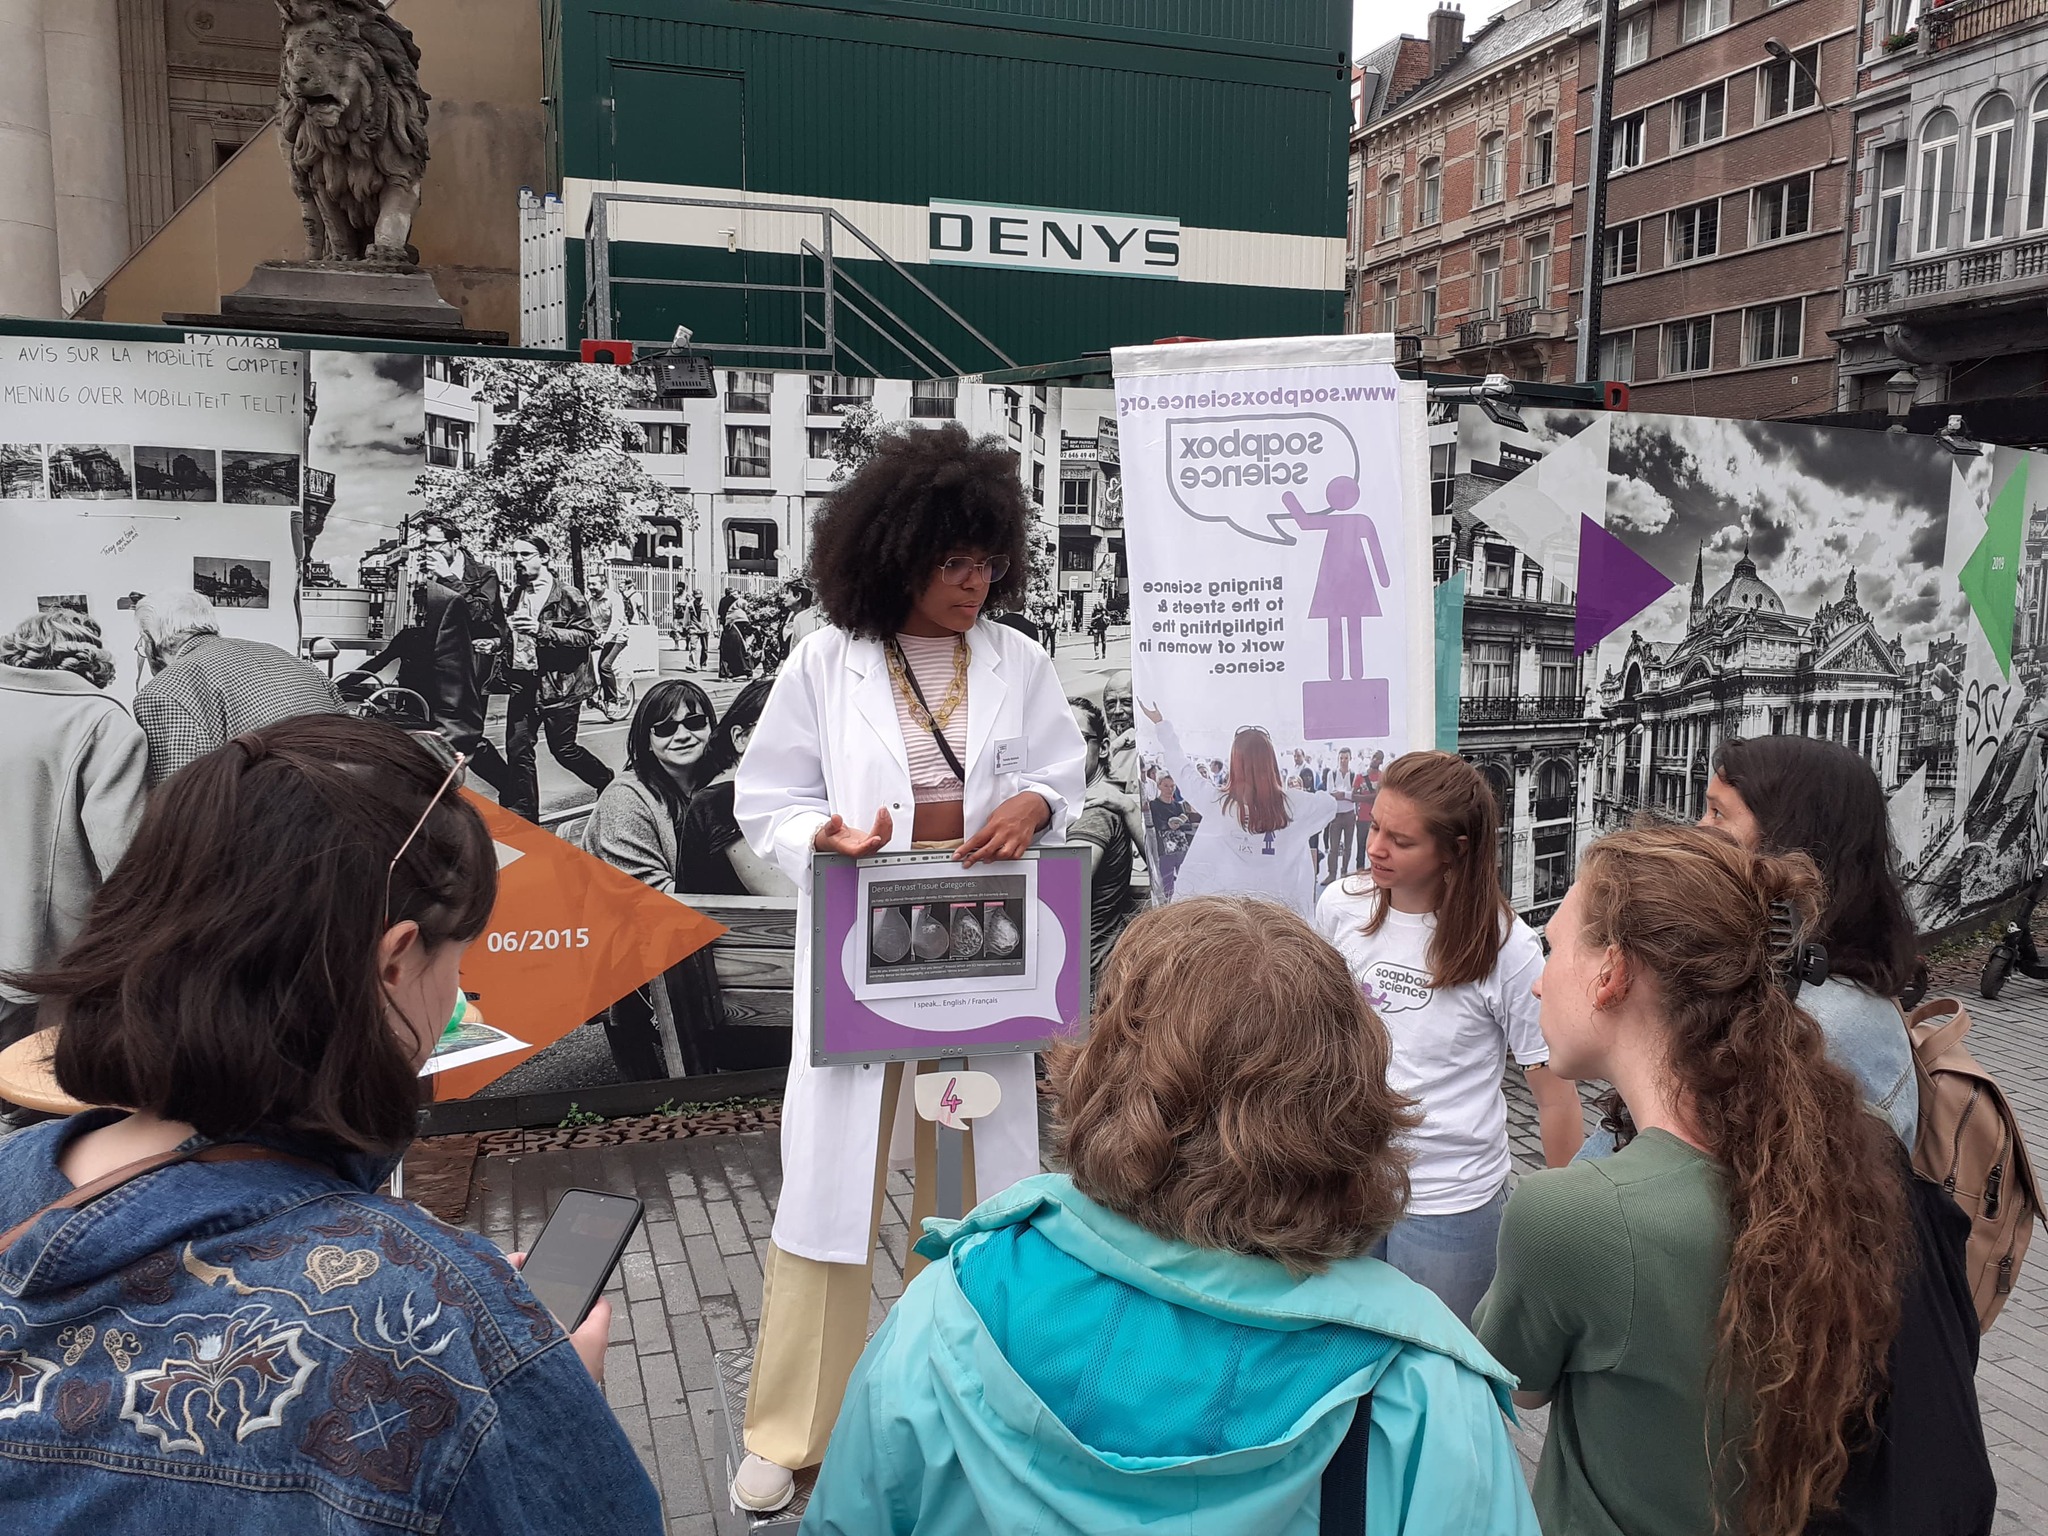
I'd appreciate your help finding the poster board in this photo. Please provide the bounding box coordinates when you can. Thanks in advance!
[0,336,305,701]
[809,846,1089,1065]
[1111,333,1434,920]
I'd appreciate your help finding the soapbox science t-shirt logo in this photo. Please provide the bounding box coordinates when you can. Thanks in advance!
[1359,960,1432,1015]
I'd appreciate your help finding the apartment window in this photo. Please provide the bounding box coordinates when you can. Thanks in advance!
[1680,0,1730,41]
[1030,404,1046,449]
[1754,174,1812,242]
[910,377,958,417]
[2029,84,2048,230]
[1002,388,1022,440]
[1478,249,1503,318]
[1527,113,1555,187]
[725,370,773,412]
[1527,234,1552,305]
[640,420,687,454]
[1378,278,1400,331]
[1539,647,1580,699]
[1918,108,1960,253]
[1610,113,1645,172]
[725,424,771,478]
[1420,158,1443,224]
[1970,94,2016,243]
[1061,477,1093,521]
[1603,223,1640,278]
[1420,267,1440,332]
[805,426,840,460]
[1599,331,1636,382]
[1759,43,1819,120]
[1671,200,1721,261]
[1534,826,1574,904]
[1888,0,1920,35]
[1675,83,1726,150]
[1031,460,1045,506]
[1747,298,1803,362]
[1479,132,1506,205]
[1617,10,1651,67]
[424,356,471,387]
[1378,175,1403,240]
[805,373,873,413]
[1877,143,1909,270]
[424,414,472,469]
[1466,638,1516,691]
[725,519,778,576]
[1665,316,1714,374]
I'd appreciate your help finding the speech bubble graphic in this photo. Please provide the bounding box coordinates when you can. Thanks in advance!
[1164,413,1361,545]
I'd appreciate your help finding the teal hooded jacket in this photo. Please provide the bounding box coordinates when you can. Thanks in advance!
[801,1174,1541,1536]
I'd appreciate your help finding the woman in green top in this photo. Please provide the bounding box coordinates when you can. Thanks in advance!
[1475,825,1910,1536]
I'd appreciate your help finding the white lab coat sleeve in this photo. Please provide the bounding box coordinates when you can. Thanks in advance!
[1012,645,1087,842]
[733,652,832,887]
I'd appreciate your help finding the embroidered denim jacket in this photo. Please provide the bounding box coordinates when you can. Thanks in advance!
[0,1113,663,1534]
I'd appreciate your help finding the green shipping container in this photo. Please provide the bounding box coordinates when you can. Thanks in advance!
[544,0,1352,373]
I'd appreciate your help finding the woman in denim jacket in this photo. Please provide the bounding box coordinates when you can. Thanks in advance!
[0,715,662,1534]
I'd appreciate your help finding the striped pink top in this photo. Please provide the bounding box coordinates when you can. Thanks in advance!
[892,632,968,804]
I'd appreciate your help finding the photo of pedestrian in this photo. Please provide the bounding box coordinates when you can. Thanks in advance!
[1066,695,1144,977]
[1146,770,1198,899]
[498,533,613,822]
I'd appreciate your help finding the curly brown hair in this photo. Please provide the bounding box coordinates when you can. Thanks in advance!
[1575,825,1909,1534]
[1048,896,1418,1274]
[806,422,1031,638]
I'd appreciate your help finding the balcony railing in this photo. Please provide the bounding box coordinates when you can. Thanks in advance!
[1845,236,2048,314]
[1533,794,1577,822]
[1459,694,1585,727]
[1395,334,1423,363]
[909,394,957,418]
[1924,0,2048,52]
[425,445,473,469]
[1501,304,1537,340]
[1456,319,1494,351]
[725,455,770,479]
[725,391,771,413]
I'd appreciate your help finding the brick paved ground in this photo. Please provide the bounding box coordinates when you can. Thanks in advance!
[464,966,2048,1533]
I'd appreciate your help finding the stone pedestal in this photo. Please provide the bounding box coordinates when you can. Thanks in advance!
[167,259,509,344]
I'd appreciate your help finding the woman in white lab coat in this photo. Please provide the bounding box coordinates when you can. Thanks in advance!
[730,423,1085,1512]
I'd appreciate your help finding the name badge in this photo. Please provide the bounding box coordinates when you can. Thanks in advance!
[992,737,1025,774]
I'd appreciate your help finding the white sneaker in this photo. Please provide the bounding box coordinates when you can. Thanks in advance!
[731,1453,795,1513]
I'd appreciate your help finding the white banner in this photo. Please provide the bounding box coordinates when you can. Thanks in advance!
[0,336,306,702]
[1113,334,1433,918]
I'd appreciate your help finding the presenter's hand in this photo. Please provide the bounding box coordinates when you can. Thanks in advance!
[959,792,1051,867]
[814,808,892,857]
[506,1252,610,1383]
[1138,699,1163,724]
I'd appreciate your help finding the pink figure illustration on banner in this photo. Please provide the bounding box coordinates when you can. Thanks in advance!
[1282,476,1392,739]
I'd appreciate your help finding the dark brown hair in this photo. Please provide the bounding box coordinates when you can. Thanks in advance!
[1342,750,1508,988]
[1713,735,1917,997]
[1574,825,1907,1534]
[1049,896,1418,1273]
[806,422,1031,638]
[14,714,497,1156]
[1221,728,1292,835]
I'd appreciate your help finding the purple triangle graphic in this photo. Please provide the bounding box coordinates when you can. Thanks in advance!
[1574,515,1676,655]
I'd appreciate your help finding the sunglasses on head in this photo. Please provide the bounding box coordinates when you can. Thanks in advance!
[652,712,712,737]
[937,555,1009,585]
[384,748,471,933]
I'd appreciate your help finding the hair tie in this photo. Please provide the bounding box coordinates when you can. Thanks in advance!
[232,735,269,765]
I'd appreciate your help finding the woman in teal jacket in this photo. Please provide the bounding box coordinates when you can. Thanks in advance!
[802,897,1541,1536]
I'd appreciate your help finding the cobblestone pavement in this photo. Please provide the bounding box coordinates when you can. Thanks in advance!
[464,962,2048,1534]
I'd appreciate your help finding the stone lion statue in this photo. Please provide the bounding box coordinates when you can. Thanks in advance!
[276,0,430,264]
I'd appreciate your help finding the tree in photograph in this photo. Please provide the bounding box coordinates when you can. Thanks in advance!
[416,360,692,584]
[830,400,906,482]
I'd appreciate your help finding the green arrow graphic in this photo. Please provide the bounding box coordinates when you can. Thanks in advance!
[1960,458,2027,678]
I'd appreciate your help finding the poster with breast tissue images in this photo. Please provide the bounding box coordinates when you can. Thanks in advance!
[0,337,305,703]
[1112,334,1435,921]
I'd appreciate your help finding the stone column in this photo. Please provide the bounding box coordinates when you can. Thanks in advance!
[44,0,128,311]
[115,0,171,245]
[0,0,60,318]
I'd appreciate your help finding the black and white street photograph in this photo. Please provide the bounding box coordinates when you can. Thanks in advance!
[47,443,132,499]
[0,443,42,498]
[134,445,218,502]
[221,450,302,506]
[192,555,272,609]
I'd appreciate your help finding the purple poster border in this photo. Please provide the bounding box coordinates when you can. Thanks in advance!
[810,846,1091,1066]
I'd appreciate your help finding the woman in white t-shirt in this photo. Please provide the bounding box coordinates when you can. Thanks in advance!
[1141,702,1346,919]
[1316,750,1585,1323]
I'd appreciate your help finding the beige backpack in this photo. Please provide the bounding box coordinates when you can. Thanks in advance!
[1907,997,2041,1329]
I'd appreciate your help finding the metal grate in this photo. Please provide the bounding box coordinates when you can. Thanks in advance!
[714,1347,815,1529]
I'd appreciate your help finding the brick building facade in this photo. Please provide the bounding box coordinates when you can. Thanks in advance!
[1573,0,1859,417]
[1350,0,1586,382]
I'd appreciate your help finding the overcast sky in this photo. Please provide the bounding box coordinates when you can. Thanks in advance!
[1353,0,1517,52]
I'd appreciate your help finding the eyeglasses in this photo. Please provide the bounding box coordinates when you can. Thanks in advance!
[937,555,1009,586]
[651,713,712,737]
[384,749,470,933]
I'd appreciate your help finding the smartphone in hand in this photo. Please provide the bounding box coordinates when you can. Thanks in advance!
[520,1188,644,1330]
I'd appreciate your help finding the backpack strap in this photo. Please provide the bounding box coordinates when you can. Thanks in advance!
[1908,997,1976,1064]
[1318,1391,1374,1536]
[0,1143,319,1258]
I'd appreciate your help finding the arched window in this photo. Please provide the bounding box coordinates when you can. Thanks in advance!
[1969,94,2015,242]
[1527,112,1555,188]
[1535,759,1576,820]
[1478,132,1506,204]
[1917,107,1959,253]
[1377,174,1403,241]
[2026,82,2048,230]
[1419,157,1443,225]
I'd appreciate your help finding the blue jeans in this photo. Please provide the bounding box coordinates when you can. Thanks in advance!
[1369,1184,1509,1327]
